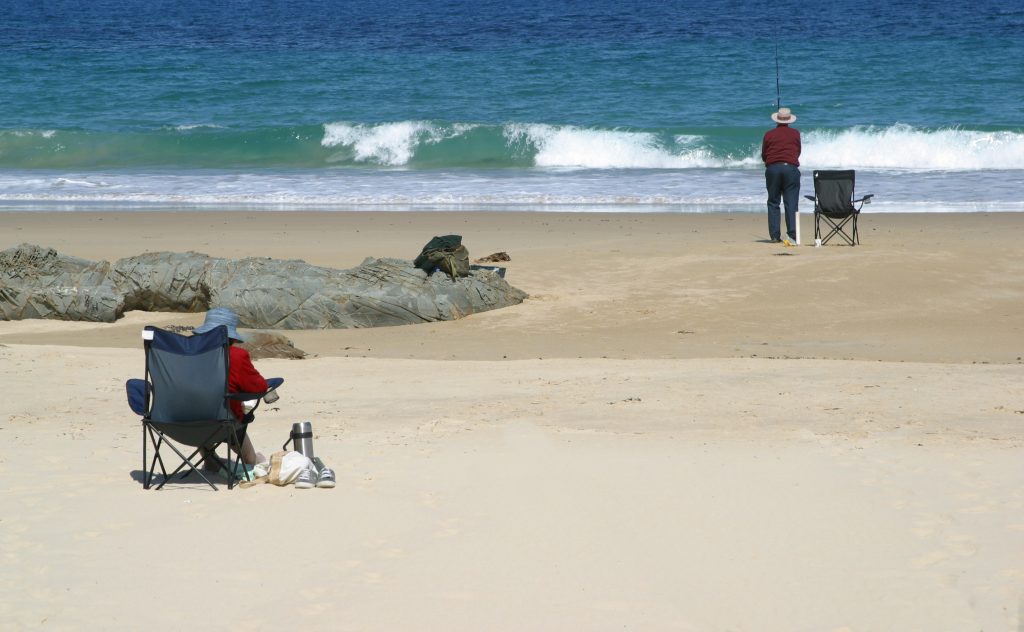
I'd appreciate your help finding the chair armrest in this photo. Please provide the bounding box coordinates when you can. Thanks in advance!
[853,193,874,211]
[227,391,266,401]
[227,378,283,401]
[262,377,283,404]
[126,379,150,416]
[229,377,285,414]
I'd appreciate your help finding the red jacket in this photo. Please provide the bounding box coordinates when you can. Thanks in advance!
[761,124,801,166]
[228,345,268,421]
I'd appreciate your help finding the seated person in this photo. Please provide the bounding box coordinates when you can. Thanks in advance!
[193,307,268,468]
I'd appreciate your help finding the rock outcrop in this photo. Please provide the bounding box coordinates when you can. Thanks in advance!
[0,244,528,329]
[239,332,307,360]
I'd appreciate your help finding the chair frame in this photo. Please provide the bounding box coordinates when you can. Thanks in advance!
[142,409,246,491]
[805,170,874,246]
[128,325,276,491]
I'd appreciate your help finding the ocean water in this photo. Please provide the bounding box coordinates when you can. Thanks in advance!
[1,0,1022,212]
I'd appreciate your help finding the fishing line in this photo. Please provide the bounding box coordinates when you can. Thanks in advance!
[774,41,781,109]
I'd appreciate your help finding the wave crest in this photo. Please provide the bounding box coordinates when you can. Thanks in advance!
[321,121,477,166]
[505,123,726,169]
[316,122,1024,171]
[802,124,1024,170]
[1,122,1022,171]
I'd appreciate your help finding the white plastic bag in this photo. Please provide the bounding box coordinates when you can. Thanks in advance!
[252,461,271,479]
[271,451,312,486]
[241,450,311,488]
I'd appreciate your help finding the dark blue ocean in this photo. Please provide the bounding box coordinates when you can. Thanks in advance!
[1,0,1022,212]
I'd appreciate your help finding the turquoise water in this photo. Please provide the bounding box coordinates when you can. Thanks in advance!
[1,0,1022,212]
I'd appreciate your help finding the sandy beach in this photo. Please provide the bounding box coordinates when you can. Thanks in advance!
[1,210,1023,631]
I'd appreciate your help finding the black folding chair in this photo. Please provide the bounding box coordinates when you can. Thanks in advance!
[126,325,281,490]
[804,170,874,246]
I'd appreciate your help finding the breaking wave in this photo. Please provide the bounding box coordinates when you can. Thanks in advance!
[803,124,1024,170]
[1,121,1021,171]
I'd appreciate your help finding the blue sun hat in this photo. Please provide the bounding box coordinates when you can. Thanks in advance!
[193,307,247,341]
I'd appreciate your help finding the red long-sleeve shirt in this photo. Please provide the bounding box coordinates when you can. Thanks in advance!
[228,345,268,421]
[761,124,801,166]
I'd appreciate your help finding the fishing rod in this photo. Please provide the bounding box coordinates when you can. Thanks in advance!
[773,40,799,246]
[775,41,781,109]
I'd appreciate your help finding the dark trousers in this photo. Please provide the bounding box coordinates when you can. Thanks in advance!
[765,163,800,241]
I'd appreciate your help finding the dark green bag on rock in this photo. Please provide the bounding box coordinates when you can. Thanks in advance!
[414,235,470,279]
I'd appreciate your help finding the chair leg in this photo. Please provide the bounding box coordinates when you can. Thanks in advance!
[224,428,249,490]
[820,216,837,244]
[148,429,168,489]
[144,425,170,490]
[157,442,218,491]
[230,457,240,490]
[838,217,855,246]
[142,424,248,491]
[176,446,206,480]
[142,422,149,490]
[820,216,855,246]
[149,428,220,491]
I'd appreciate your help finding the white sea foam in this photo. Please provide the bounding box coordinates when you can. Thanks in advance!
[801,125,1024,171]
[1,129,57,138]
[54,177,108,188]
[505,123,724,169]
[322,121,428,165]
[321,121,475,166]
[501,123,1024,171]
[173,124,226,131]
[2,123,1023,212]
[1,167,1021,212]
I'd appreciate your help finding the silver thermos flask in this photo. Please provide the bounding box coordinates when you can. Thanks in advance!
[289,421,315,460]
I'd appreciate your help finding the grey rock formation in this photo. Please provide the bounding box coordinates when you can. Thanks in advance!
[0,243,528,329]
[240,332,307,360]
[0,244,122,322]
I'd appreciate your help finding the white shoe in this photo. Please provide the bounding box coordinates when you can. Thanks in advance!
[317,466,336,489]
[294,466,315,489]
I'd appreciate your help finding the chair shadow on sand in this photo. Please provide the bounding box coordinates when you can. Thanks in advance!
[128,469,235,491]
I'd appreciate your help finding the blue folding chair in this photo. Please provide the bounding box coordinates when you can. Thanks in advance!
[126,325,283,490]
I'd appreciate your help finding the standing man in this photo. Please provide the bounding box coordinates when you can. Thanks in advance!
[761,106,801,244]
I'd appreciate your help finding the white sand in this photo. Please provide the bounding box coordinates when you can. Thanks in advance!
[1,211,1023,631]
